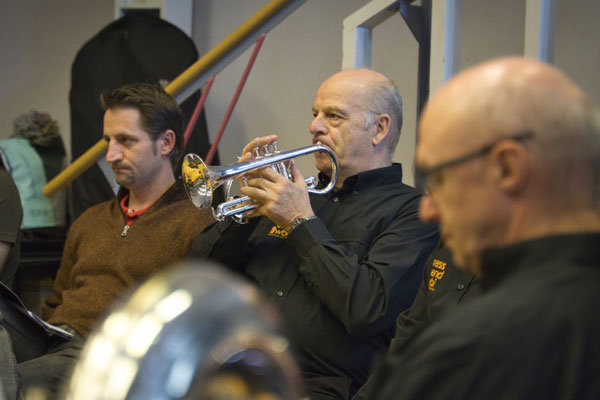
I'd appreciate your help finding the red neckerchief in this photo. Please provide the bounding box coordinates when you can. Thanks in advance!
[119,194,154,236]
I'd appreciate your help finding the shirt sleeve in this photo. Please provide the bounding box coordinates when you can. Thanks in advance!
[189,218,260,274]
[389,243,442,352]
[287,200,439,338]
[0,172,22,246]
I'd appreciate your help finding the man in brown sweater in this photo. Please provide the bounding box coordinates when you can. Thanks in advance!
[0,83,214,399]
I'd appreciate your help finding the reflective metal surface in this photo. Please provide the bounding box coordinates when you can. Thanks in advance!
[182,143,338,223]
[65,262,305,400]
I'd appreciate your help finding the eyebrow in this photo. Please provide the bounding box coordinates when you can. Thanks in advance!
[103,133,137,142]
[312,106,347,116]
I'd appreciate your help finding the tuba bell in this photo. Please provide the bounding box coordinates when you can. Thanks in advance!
[182,142,338,223]
[65,262,307,399]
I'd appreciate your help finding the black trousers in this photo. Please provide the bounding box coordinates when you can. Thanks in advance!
[0,298,84,400]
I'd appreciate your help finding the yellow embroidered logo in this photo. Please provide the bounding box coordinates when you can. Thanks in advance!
[268,225,289,238]
[428,258,446,292]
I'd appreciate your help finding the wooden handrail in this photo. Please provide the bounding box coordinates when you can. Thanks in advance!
[43,0,303,197]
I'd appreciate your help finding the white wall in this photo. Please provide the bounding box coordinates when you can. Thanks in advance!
[460,0,525,68]
[1,0,598,188]
[460,0,600,106]
[192,0,421,184]
[554,0,600,104]
[192,0,600,187]
[0,0,114,160]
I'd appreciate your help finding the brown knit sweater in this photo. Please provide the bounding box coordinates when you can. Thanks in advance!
[42,181,215,337]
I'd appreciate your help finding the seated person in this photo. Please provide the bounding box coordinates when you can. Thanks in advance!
[0,163,23,289]
[10,110,68,228]
[191,69,438,399]
[0,82,214,400]
[370,57,600,399]
[353,242,481,399]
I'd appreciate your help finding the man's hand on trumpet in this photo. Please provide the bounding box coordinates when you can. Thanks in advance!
[238,135,315,231]
[238,135,279,161]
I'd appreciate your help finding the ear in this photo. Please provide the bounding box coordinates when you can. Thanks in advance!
[158,130,176,156]
[371,113,391,146]
[489,142,530,194]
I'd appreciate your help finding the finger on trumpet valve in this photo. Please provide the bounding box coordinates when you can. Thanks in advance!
[182,143,338,224]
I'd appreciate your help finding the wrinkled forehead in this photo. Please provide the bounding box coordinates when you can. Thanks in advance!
[314,74,368,108]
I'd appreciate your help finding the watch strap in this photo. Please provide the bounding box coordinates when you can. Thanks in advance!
[289,215,317,232]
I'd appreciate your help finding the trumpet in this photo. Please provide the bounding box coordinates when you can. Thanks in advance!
[182,142,338,223]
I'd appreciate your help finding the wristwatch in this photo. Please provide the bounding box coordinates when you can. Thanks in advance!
[289,215,317,232]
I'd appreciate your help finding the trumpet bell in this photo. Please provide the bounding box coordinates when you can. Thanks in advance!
[182,153,214,209]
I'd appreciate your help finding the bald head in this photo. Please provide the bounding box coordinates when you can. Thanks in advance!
[417,57,600,272]
[324,69,403,154]
[420,57,599,205]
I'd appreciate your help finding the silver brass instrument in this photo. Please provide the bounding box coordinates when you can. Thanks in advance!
[66,262,306,399]
[182,142,338,223]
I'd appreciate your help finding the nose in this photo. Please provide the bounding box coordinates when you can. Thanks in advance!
[309,113,327,137]
[105,139,122,164]
[419,194,440,224]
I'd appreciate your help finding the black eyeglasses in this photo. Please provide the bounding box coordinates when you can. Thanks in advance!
[416,131,534,191]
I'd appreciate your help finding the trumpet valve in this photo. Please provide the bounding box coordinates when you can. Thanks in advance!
[261,144,271,156]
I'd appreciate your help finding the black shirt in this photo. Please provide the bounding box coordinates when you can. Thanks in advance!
[0,169,23,289]
[390,243,481,351]
[191,164,439,399]
[354,243,481,400]
[371,233,600,400]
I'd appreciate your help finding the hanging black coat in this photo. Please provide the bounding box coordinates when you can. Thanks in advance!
[69,12,216,221]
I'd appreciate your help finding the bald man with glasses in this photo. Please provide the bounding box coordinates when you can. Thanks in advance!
[364,57,600,399]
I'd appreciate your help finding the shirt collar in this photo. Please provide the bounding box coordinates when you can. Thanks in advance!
[318,163,404,194]
[119,193,155,225]
[116,179,187,217]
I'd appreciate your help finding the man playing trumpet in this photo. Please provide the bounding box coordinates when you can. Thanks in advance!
[191,69,438,399]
